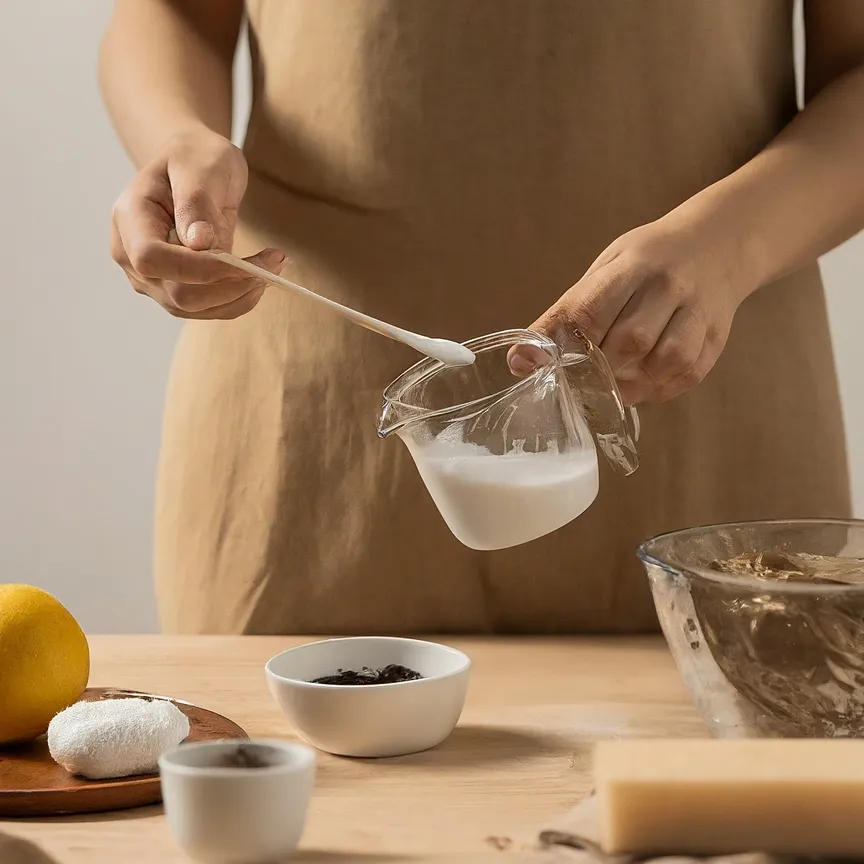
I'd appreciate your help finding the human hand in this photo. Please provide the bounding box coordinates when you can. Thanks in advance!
[512,218,753,405]
[110,127,284,319]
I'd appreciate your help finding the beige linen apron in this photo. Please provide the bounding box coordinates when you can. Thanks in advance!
[154,0,850,634]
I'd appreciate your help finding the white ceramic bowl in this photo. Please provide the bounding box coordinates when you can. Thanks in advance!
[265,637,471,758]
[159,739,315,864]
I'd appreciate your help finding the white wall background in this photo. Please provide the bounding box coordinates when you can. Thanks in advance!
[0,1,253,632]
[1,2,862,632]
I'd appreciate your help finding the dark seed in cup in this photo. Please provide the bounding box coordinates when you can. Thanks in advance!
[210,745,274,769]
[310,664,423,685]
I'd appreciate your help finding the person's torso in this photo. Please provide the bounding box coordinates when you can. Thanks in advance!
[243,0,796,319]
[155,1,851,636]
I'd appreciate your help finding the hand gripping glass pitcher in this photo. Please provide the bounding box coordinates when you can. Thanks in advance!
[377,329,640,551]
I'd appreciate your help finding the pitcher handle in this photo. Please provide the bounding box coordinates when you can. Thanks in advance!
[554,329,640,477]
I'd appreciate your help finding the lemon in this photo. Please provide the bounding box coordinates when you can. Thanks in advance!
[0,584,90,744]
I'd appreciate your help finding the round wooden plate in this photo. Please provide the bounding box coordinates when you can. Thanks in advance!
[0,688,248,817]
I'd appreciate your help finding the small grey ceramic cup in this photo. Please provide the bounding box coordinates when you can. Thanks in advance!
[159,739,316,863]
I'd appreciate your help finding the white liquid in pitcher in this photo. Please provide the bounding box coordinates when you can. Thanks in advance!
[409,439,599,551]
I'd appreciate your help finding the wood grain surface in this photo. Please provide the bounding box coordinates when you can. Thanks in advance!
[0,636,704,863]
[0,688,247,818]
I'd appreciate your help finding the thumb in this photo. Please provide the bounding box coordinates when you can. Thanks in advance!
[507,308,562,378]
[531,287,610,350]
[169,171,224,252]
[508,285,610,378]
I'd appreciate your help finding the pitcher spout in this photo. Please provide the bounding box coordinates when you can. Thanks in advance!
[377,398,404,439]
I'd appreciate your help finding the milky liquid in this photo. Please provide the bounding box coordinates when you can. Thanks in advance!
[408,439,600,551]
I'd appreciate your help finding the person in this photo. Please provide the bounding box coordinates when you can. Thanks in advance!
[100,0,864,635]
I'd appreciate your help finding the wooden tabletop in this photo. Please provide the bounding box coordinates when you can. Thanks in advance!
[0,636,705,863]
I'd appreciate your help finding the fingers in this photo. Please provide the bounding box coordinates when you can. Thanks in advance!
[646,323,725,403]
[511,264,639,378]
[112,203,284,318]
[114,186,239,284]
[167,283,267,320]
[110,133,270,321]
[643,342,714,404]
[519,221,739,403]
[600,288,678,373]
[160,248,284,314]
[642,308,704,383]
[122,260,267,319]
[530,272,628,349]
[615,310,718,405]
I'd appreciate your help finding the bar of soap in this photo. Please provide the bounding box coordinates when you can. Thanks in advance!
[48,697,190,780]
[596,739,864,857]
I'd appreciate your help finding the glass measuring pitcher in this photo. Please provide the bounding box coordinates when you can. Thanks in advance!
[377,329,640,551]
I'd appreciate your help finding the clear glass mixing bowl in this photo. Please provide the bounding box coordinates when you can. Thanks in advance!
[638,519,864,738]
